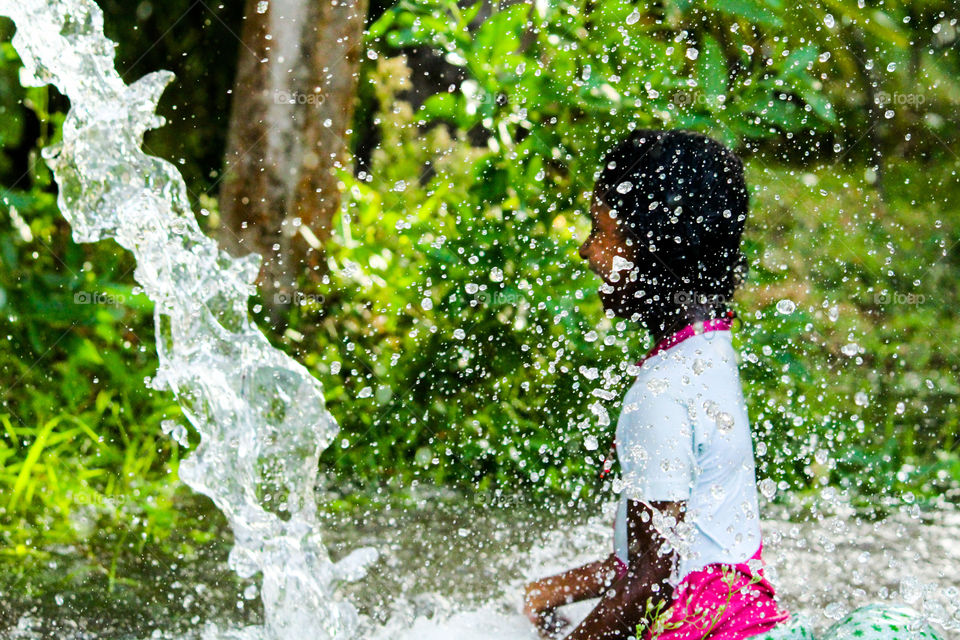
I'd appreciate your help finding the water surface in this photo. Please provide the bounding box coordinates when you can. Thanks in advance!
[3,492,957,639]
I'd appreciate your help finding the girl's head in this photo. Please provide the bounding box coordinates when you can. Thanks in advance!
[579,129,749,326]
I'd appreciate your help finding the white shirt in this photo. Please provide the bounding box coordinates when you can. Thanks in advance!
[613,329,762,585]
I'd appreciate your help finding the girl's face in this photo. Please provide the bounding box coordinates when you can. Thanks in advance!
[578,196,641,315]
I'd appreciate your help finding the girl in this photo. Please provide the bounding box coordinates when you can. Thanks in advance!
[522,130,942,640]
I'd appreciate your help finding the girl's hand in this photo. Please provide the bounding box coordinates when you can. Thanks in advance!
[523,582,548,624]
[533,608,572,639]
[524,582,571,639]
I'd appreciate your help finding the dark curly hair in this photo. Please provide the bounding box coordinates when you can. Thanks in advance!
[593,129,749,315]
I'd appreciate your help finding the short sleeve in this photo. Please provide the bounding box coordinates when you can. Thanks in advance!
[615,384,695,502]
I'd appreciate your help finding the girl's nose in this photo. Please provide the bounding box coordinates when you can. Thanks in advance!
[578,239,590,261]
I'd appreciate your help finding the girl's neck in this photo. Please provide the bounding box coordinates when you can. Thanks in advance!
[646,302,726,345]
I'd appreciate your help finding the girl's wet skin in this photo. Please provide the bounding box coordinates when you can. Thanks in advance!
[578,195,651,322]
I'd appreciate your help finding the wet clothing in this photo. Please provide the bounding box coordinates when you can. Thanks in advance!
[638,542,788,640]
[751,604,943,640]
[613,319,763,582]
[612,318,786,638]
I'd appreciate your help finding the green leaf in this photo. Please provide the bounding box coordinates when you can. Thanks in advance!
[697,34,727,105]
[702,0,783,28]
[365,7,396,41]
[796,85,836,123]
[760,98,800,131]
[421,92,460,122]
[456,0,484,31]
[473,3,529,69]
[779,46,819,77]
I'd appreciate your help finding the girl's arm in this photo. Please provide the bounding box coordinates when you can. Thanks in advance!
[562,500,685,640]
[523,553,623,615]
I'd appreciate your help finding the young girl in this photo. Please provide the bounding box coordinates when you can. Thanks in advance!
[522,130,943,640]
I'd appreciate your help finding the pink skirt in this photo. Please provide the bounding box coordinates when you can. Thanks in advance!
[640,543,790,640]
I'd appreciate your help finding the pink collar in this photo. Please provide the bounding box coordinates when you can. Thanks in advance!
[635,317,734,368]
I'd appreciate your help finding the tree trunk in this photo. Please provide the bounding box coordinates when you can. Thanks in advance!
[218,0,368,320]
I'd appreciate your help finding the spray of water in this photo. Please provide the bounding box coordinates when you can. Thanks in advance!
[0,1,375,638]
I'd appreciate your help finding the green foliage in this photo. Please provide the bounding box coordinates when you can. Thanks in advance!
[0,32,193,556]
[736,162,960,502]
[372,0,838,154]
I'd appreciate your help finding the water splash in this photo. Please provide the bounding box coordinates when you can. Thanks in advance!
[0,1,375,638]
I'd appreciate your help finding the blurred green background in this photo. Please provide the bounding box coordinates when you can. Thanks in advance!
[0,0,958,580]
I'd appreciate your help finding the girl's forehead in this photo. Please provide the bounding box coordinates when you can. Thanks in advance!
[590,195,612,217]
[593,202,619,225]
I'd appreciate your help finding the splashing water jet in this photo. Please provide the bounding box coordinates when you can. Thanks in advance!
[0,1,375,638]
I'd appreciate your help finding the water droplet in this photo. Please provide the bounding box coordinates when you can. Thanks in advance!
[610,255,634,282]
[710,483,725,500]
[161,420,189,447]
[490,267,503,282]
[715,411,734,432]
[421,297,433,310]
[759,478,777,499]
[776,299,796,315]
[646,378,669,395]
[841,342,859,356]
[625,10,640,25]
[256,0,269,14]
[616,181,633,194]
[584,435,599,451]
[592,388,616,401]
[589,401,610,426]
[900,577,922,603]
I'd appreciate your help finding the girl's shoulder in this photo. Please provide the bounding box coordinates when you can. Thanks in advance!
[632,331,739,388]
[621,331,746,434]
